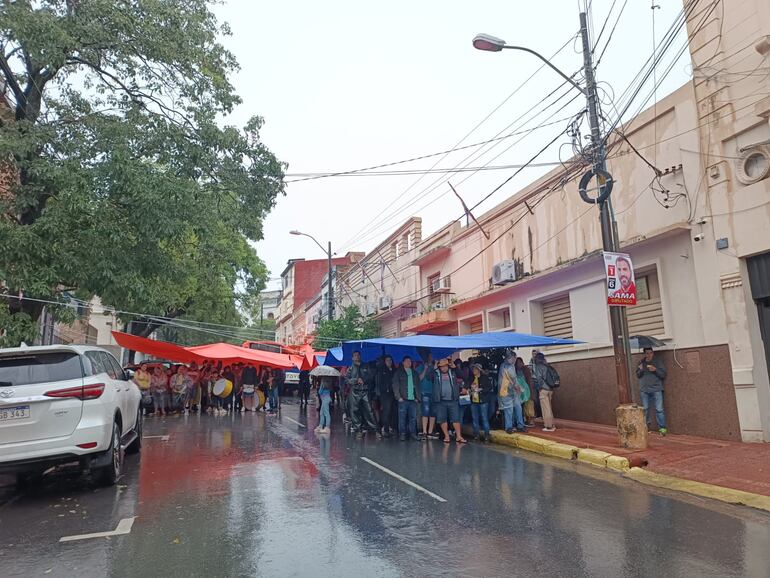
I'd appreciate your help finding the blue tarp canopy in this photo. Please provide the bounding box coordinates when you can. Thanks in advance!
[324,331,581,366]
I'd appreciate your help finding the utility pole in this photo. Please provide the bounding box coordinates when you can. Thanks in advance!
[577,12,634,406]
[578,12,645,448]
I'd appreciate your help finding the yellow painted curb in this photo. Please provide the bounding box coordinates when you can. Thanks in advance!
[544,442,579,460]
[515,434,556,454]
[623,467,770,513]
[487,431,519,449]
[577,448,613,468]
[605,455,631,472]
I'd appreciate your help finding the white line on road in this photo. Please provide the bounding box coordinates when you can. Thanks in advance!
[59,517,136,542]
[282,416,307,428]
[360,457,447,503]
[143,435,170,441]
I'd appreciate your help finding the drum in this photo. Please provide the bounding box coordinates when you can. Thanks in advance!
[213,378,233,398]
[256,390,266,410]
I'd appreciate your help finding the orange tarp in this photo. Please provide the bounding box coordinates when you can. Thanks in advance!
[111,331,295,369]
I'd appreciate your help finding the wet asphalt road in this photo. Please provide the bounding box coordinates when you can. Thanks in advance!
[2,400,770,578]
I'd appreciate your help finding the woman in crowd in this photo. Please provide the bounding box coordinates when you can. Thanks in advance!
[315,376,333,434]
[150,366,169,417]
[222,365,236,413]
[469,363,494,442]
[515,357,535,428]
[498,352,525,434]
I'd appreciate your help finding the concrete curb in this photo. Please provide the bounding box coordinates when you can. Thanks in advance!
[484,430,630,472]
[623,467,770,513]
[483,429,770,513]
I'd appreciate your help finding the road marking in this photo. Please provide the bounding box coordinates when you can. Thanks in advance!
[59,517,136,542]
[282,416,307,428]
[143,435,170,441]
[360,457,447,503]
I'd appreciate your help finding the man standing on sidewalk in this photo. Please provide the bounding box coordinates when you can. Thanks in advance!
[531,352,557,432]
[636,347,668,435]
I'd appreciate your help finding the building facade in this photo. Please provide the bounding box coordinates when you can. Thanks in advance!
[336,218,423,338]
[379,3,770,442]
[276,253,363,345]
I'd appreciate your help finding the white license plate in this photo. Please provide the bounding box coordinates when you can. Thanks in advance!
[0,405,31,421]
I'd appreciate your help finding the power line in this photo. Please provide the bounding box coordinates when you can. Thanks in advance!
[335,32,579,253]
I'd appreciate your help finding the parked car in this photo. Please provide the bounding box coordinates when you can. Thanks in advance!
[0,344,142,487]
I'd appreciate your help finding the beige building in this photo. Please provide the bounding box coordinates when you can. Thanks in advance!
[336,218,423,337]
[363,2,770,442]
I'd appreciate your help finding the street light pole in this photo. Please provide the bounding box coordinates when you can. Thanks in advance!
[327,240,334,322]
[577,12,634,405]
[290,230,335,321]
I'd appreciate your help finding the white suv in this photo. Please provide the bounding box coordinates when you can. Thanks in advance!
[0,344,142,486]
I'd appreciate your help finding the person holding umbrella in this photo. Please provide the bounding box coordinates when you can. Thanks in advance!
[311,366,340,434]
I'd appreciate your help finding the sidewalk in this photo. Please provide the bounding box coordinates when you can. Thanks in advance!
[537,418,770,495]
[485,417,770,511]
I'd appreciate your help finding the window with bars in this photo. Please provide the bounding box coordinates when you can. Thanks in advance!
[542,295,573,339]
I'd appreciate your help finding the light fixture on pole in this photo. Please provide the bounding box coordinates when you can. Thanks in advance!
[473,16,644,449]
[290,230,334,321]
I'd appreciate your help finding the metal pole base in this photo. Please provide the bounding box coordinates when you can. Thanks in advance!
[615,404,648,449]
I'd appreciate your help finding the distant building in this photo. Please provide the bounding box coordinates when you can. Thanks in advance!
[258,289,281,321]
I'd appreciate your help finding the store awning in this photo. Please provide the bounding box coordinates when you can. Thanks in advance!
[324,331,581,365]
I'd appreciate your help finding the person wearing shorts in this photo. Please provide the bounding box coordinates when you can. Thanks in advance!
[431,358,467,444]
[418,357,436,439]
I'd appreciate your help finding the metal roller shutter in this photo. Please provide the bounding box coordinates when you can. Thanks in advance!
[627,297,665,336]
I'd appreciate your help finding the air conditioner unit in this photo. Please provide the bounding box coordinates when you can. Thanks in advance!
[492,260,518,286]
[312,313,320,324]
[432,302,446,311]
[379,295,392,310]
[431,276,451,293]
[365,302,377,316]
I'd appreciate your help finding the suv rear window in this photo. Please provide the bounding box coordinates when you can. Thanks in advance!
[0,352,84,387]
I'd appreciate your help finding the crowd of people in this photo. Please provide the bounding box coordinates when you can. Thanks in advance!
[307,348,561,442]
[131,361,286,416]
[130,345,670,440]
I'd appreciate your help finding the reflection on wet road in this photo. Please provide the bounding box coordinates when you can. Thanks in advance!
[2,401,770,577]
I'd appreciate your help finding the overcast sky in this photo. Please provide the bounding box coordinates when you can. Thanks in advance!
[213,0,692,290]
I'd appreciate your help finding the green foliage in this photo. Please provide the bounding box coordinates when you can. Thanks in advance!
[312,305,380,350]
[0,302,37,347]
[0,0,285,345]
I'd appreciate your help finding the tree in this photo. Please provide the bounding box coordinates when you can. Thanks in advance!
[312,305,380,351]
[0,1,285,347]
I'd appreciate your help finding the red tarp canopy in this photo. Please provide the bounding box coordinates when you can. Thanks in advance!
[111,331,295,369]
[111,331,205,364]
[186,342,294,369]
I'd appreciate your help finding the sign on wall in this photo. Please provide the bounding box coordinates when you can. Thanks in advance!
[603,251,637,306]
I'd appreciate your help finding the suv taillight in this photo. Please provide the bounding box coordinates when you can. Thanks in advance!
[44,384,105,400]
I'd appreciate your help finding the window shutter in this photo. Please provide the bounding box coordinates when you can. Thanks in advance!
[469,318,484,334]
[627,297,665,336]
[543,295,573,338]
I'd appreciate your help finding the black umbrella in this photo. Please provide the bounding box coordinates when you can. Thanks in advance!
[628,335,666,350]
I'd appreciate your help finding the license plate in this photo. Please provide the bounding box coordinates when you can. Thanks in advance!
[0,405,31,421]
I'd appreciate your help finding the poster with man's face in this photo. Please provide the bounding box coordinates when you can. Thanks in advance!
[603,251,636,306]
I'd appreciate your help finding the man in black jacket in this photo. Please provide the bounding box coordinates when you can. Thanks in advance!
[392,356,421,441]
[346,351,378,438]
[375,355,396,437]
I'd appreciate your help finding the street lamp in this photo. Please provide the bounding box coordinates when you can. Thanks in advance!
[290,230,334,321]
[473,16,642,448]
[472,33,586,95]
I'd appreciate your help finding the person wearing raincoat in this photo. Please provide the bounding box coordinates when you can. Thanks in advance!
[515,357,533,428]
[498,350,526,434]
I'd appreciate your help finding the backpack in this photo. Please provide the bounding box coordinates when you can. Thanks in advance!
[545,364,561,389]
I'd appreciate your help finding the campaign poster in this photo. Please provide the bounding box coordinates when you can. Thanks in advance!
[603,252,636,306]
